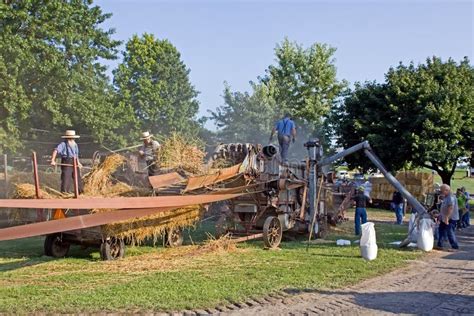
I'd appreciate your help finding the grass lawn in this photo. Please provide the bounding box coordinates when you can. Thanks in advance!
[0,210,422,313]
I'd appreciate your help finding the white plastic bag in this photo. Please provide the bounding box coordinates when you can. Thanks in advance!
[336,239,351,246]
[360,222,378,261]
[408,213,418,243]
[417,218,434,252]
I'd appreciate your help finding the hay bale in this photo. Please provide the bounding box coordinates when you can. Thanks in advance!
[370,171,434,202]
[95,205,204,245]
[157,133,205,175]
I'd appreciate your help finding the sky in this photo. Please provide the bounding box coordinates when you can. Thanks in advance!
[95,0,473,127]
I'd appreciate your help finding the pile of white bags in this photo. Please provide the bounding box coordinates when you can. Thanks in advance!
[417,217,434,252]
[360,222,378,261]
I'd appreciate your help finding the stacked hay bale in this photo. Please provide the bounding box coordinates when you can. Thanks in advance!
[370,171,434,202]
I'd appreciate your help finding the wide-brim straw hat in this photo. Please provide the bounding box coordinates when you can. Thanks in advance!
[141,131,153,140]
[61,130,80,139]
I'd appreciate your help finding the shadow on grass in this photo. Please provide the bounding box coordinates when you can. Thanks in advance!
[0,237,100,272]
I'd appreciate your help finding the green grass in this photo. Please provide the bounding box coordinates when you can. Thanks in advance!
[0,211,422,313]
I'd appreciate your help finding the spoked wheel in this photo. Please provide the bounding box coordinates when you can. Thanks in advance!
[263,216,283,249]
[44,233,70,258]
[100,237,125,261]
[164,228,184,248]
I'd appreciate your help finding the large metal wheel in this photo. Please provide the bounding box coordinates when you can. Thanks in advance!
[164,228,184,248]
[44,233,70,258]
[100,237,125,261]
[263,216,283,249]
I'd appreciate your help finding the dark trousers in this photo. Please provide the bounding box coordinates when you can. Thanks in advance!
[437,219,459,249]
[278,135,291,162]
[394,203,404,225]
[60,159,83,193]
[462,211,470,227]
[355,207,368,235]
[146,160,158,176]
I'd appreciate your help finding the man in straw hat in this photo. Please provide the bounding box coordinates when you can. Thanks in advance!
[138,131,161,176]
[50,130,83,193]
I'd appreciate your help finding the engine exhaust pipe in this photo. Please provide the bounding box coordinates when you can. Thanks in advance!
[262,145,278,158]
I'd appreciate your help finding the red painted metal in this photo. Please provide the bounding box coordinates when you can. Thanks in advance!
[0,193,242,210]
[32,152,44,221]
[148,172,184,189]
[0,207,174,241]
[184,164,242,192]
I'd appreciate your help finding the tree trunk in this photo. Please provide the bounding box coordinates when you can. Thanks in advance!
[437,170,454,186]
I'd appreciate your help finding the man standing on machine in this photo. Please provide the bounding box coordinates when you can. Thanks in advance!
[50,130,83,193]
[269,113,296,163]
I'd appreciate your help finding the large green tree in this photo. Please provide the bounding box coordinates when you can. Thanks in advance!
[113,34,200,139]
[0,0,124,152]
[332,57,474,185]
[261,38,347,122]
[211,39,346,150]
[210,82,278,144]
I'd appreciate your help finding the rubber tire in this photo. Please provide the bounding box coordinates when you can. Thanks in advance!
[164,228,184,248]
[100,238,125,261]
[44,234,70,258]
[263,216,283,249]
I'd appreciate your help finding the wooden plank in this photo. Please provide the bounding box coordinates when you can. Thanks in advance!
[148,172,184,189]
[0,193,242,210]
[184,164,242,192]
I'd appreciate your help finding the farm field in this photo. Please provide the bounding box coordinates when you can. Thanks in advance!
[0,209,423,313]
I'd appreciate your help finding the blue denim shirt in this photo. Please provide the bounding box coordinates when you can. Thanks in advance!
[275,118,295,136]
[55,141,79,159]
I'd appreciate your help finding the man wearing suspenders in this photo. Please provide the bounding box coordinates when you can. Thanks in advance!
[269,113,297,163]
[50,130,83,193]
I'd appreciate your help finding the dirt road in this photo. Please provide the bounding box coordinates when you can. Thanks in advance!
[220,227,474,315]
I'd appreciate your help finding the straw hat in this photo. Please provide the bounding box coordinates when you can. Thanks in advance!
[140,131,153,140]
[61,130,80,139]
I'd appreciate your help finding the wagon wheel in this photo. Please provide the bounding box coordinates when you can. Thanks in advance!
[164,228,184,248]
[44,233,70,258]
[100,237,125,261]
[263,216,283,249]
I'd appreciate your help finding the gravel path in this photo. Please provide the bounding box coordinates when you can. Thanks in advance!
[220,227,474,315]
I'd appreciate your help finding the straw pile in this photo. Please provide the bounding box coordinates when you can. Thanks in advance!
[82,154,131,196]
[370,171,434,202]
[157,133,206,175]
[95,205,205,245]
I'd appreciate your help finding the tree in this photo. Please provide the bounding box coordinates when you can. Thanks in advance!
[113,34,200,139]
[210,82,278,144]
[211,39,346,152]
[261,38,347,122]
[0,0,123,152]
[332,57,474,185]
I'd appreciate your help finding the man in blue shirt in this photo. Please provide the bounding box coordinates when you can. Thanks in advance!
[50,130,83,193]
[269,113,296,163]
